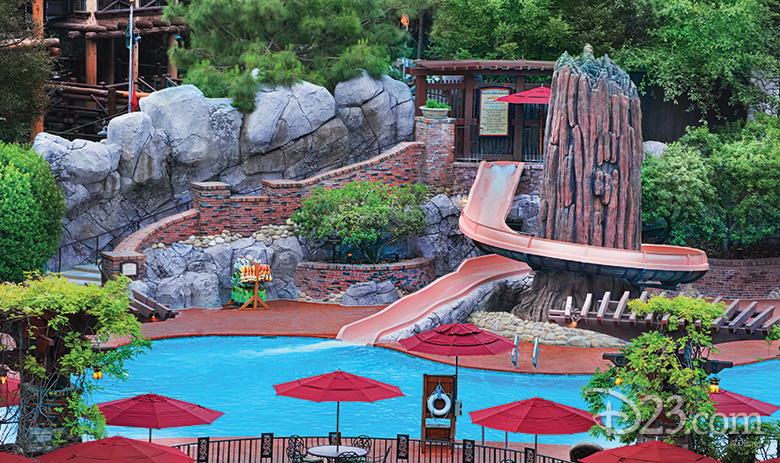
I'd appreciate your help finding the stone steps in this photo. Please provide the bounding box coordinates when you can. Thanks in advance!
[61,264,102,286]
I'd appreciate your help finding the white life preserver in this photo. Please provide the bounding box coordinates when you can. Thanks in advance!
[426,385,452,417]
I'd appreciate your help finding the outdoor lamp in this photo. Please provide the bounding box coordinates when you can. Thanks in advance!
[461,196,468,209]
[0,367,7,385]
[709,377,720,393]
[614,377,623,386]
[93,366,103,380]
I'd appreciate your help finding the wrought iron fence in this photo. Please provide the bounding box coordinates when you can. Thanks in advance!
[172,435,572,463]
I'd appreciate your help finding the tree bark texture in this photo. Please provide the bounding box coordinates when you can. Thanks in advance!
[538,46,643,250]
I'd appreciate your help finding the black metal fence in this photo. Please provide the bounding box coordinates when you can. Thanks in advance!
[172,435,573,463]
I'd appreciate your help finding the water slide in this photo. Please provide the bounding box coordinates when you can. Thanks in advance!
[338,161,708,346]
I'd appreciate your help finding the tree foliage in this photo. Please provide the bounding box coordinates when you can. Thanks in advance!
[582,296,725,444]
[0,274,150,451]
[292,181,428,263]
[0,142,65,283]
[164,0,414,112]
[0,0,54,142]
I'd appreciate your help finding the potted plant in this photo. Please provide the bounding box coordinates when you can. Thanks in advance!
[420,99,451,119]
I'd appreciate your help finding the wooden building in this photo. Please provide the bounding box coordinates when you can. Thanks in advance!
[410,60,555,163]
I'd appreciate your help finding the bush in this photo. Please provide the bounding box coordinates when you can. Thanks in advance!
[0,142,65,282]
[292,181,428,263]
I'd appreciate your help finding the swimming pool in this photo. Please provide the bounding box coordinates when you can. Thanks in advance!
[90,336,780,446]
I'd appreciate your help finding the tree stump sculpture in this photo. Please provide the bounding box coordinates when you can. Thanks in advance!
[513,45,644,321]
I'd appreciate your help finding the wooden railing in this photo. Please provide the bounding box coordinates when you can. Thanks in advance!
[172,435,573,463]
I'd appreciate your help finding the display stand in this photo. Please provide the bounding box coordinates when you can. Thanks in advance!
[421,374,456,455]
[237,260,271,310]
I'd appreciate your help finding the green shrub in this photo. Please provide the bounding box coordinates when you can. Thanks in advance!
[0,142,65,282]
[292,181,428,263]
[424,98,451,110]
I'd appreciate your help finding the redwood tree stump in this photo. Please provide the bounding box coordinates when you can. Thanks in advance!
[513,46,644,322]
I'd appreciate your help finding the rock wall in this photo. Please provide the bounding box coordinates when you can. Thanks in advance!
[34,74,414,270]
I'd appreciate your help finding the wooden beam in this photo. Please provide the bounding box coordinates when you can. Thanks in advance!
[612,291,630,325]
[745,306,774,334]
[761,313,780,336]
[596,291,611,323]
[712,299,740,331]
[579,293,593,323]
[564,296,573,323]
[728,301,757,333]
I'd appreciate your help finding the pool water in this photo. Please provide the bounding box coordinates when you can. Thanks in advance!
[90,336,780,446]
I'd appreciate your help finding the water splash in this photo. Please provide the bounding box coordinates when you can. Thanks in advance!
[237,340,351,358]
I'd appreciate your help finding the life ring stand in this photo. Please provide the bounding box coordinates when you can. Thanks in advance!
[426,384,452,417]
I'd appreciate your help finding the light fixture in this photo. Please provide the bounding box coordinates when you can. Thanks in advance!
[0,367,7,385]
[709,377,720,393]
[174,34,181,41]
[614,377,623,386]
[93,366,103,380]
[461,196,468,208]
[97,125,108,136]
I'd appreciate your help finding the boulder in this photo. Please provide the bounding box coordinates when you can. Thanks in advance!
[32,132,70,174]
[107,111,154,179]
[342,280,399,306]
[154,271,221,310]
[643,140,668,158]
[334,72,384,107]
[507,194,540,234]
[59,139,119,184]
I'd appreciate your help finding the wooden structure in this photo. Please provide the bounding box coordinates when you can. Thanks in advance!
[421,374,456,444]
[548,291,780,342]
[129,289,178,322]
[237,260,271,310]
[410,60,554,162]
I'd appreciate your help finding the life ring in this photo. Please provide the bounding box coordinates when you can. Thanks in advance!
[426,385,451,417]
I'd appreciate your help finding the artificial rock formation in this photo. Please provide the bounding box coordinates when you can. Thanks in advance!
[538,45,643,250]
[513,46,644,321]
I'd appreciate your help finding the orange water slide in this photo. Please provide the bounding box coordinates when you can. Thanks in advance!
[336,254,531,346]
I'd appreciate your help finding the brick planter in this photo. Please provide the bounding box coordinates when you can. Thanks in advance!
[294,257,436,301]
[689,257,780,299]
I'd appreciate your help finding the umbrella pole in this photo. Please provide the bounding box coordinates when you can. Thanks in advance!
[336,401,340,451]
[454,356,459,399]
[534,434,538,463]
[149,428,152,443]
[481,426,484,446]
[505,431,508,449]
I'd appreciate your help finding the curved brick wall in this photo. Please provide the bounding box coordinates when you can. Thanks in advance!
[294,257,436,300]
[689,257,780,299]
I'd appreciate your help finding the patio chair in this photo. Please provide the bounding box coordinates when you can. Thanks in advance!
[287,435,323,463]
[351,435,372,452]
[336,451,362,463]
[365,445,392,463]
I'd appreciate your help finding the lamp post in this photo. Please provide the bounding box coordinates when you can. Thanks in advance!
[127,0,135,112]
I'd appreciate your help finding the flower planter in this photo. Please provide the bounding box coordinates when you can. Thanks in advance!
[419,106,450,119]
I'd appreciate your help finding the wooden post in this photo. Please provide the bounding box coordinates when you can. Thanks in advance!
[85,40,97,85]
[462,74,474,158]
[167,33,178,79]
[414,74,426,116]
[29,0,45,142]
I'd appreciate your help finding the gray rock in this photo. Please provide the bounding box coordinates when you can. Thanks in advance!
[155,271,221,310]
[342,280,399,306]
[643,140,668,158]
[507,194,540,235]
[240,88,291,157]
[60,139,119,184]
[107,112,154,179]
[128,279,150,296]
[334,72,383,107]
[33,132,70,174]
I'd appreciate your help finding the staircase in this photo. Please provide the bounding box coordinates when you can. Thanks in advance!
[60,264,102,286]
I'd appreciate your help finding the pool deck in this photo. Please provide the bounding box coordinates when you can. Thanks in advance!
[133,300,778,461]
[136,300,780,376]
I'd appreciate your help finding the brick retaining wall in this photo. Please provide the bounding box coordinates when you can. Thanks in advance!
[453,161,542,196]
[688,257,780,299]
[294,257,436,300]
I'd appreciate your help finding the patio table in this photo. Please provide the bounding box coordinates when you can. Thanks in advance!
[307,444,368,461]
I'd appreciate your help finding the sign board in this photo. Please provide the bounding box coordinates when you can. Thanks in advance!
[479,87,510,136]
[524,447,536,463]
[401,14,409,28]
[120,262,137,276]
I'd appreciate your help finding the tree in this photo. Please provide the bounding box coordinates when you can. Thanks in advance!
[427,0,574,61]
[0,0,54,142]
[164,0,415,112]
[616,0,780,116]
[291,181,428,263]
[0,274,150,454]
[0,142,65,283]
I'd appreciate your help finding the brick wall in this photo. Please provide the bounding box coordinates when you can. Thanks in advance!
[453,161,542,196]
[688,258,780,299]
[294,257,436,300]
[415,117,454,187]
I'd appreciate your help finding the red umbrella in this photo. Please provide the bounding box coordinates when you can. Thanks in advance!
[470,397,595,452]
[398,322,516,377]
[37,436,194,463]
[97,393,224,442]
[0,452,39,463]
[273,370,404,447]
[710,389,779,417]
[1,377,20,407]
[495,86,551,104]
[580,440,722,463]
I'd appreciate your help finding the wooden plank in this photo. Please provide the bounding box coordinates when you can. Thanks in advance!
[661,313,672,330]
[639,291,649,302]
[761,313,780,336]
[612,291,630,325]
[728,302,757,333]
[712,299,740,331]
[745,306,774,334]
[596,292,611,323]
[579,293,593,324]
[130,300,155,318]
[628,311,637,326]
[564,297,573,323]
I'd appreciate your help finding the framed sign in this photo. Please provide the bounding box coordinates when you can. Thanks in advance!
[121,262,137,276]
[479,87,510,136]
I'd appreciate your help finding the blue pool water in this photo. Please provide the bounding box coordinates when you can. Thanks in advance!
[90,336,780,447]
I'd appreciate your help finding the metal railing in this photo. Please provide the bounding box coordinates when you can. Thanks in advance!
[172,435,572,463]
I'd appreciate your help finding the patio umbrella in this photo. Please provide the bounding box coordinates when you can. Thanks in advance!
[398,322,516,379]
[469,397,595,454]
[0,452,39,463]
[273,370,404,448]
[710,389,780,417]
[579,440,722,463]
[0,377,20,407]
[495,86,551,105]
[37,436,195,463]
[495,86,551,158]
[96,393,224,442]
